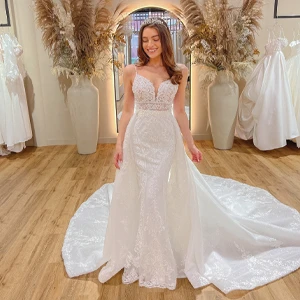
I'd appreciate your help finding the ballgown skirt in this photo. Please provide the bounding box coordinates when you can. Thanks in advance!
[62,109,300,293]
[236,39,299,150]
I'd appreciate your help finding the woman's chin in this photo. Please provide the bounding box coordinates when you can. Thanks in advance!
[147,52,162,59]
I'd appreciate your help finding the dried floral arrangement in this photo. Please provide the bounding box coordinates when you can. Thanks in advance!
[33,0,128,78]
[177,0,263,84]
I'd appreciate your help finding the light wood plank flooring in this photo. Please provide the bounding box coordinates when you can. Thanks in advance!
[0,139,300,300]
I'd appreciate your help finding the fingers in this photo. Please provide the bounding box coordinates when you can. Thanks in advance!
[192,150,203,163]
[199,151,203,161]
[119,152,123,163]
[114,152,123,169]
[114,157,119,169]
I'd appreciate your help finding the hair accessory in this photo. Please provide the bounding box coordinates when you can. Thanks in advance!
[141,18,168,27]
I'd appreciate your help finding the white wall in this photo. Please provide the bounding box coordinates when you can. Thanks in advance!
[9,0,300,146]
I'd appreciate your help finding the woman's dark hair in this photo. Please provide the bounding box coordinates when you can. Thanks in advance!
[136,18,183,85]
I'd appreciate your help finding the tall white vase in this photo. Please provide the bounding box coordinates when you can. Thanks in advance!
[67,76,99,154]
[208,71,239,150]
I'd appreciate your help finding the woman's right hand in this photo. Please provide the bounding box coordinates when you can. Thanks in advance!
[114,143,123,169]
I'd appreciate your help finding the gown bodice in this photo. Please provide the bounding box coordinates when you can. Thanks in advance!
[289,40,300,56]
[132,73,178,111]
[265,37,288,55]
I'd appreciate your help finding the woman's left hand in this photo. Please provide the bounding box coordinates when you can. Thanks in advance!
[188,144,203,163]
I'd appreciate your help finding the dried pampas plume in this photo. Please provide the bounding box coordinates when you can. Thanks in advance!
[33,0,129,78]
[178,0,263,83]
[34,0,62,61]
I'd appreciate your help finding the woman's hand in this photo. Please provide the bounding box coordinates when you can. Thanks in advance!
[114,144,123,169]
[188,144,203,163]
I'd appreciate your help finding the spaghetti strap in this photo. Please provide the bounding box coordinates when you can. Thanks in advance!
[134,65,138,75]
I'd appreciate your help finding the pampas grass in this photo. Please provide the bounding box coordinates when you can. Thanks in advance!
[179,0,263,83]
[33,0,128,78]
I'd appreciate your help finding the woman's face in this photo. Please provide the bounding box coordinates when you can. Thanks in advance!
[142,27,162,59]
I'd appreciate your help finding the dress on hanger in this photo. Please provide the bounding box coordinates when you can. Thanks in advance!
[236,29,299,150]
[0,33,32,154]
[62,66,300,294]
[286,39,300,147]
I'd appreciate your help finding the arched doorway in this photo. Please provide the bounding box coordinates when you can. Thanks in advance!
[113,7,191,132]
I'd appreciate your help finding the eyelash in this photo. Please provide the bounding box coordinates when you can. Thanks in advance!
[143,39,159,43]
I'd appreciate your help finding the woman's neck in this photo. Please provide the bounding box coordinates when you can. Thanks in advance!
[147,56,163,67]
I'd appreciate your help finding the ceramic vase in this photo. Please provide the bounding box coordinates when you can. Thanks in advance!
[208,71,239,150]
[67,76,99,154]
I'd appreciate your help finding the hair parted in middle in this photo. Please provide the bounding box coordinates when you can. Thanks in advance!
[136,17,183,85]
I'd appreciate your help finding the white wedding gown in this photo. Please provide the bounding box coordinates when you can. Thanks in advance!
[0,33,32,154]
[236,36,299,150]
[62,68,300,293]
[286,40,300,147]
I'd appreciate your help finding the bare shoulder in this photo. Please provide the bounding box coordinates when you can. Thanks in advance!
[123,64,136,78]
[176,63,188,71]
[176,63,188,77]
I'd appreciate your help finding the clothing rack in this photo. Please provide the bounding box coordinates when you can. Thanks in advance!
[0,0,11,27]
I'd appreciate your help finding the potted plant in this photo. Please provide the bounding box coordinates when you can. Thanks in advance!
[179,0,262,149]
[33,0,127,154]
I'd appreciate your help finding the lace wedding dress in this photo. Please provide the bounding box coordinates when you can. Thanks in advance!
[236,35,299,150]
[62,67,300,293]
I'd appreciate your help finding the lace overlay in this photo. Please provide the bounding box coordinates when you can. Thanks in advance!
[132,73,178,111]
[62,65,300,293]
[265,37,288,55]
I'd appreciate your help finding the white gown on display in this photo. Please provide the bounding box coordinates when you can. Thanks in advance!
[286,40,300,147]
[236,35,299,151]
[0,33,32,154]
[62,68,300,293]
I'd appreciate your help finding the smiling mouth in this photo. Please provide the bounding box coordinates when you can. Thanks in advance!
[147,49,158,53]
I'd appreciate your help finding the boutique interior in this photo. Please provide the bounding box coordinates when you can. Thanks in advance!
[0,0,300,149]
[1,0,300,300]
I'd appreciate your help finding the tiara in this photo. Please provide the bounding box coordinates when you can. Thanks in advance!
[141,18,167,27]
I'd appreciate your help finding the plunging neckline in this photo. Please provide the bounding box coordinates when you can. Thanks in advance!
[135,73,171,99]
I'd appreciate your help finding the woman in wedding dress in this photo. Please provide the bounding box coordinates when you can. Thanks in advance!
[62,18,300,293]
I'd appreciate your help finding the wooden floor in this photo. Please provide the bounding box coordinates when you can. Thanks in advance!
[0,139,300,300]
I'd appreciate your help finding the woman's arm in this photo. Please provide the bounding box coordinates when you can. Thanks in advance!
[114,64,135,169]
[173,64,203,162]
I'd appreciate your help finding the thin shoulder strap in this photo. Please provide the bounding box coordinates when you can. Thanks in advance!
[134,64,138,75]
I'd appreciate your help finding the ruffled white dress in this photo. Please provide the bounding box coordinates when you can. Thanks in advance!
[236,37,299,150]
[0,33,32,155]
[62,68,300,294]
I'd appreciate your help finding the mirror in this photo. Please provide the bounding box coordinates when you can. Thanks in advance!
[0,0,11,27]
[113,8,191,132]
[274,0,300,18]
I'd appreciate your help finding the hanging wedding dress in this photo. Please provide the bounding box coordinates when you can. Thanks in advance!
[236,30,299,150]
[0,33,32,155]
[62,68,300,294]
[286,39,300,147]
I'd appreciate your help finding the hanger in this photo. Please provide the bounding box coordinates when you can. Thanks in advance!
[271,21,285,39]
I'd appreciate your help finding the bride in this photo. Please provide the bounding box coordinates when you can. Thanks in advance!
[62,18,300,293]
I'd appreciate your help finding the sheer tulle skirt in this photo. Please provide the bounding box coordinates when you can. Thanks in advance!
[62,110,300,293]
